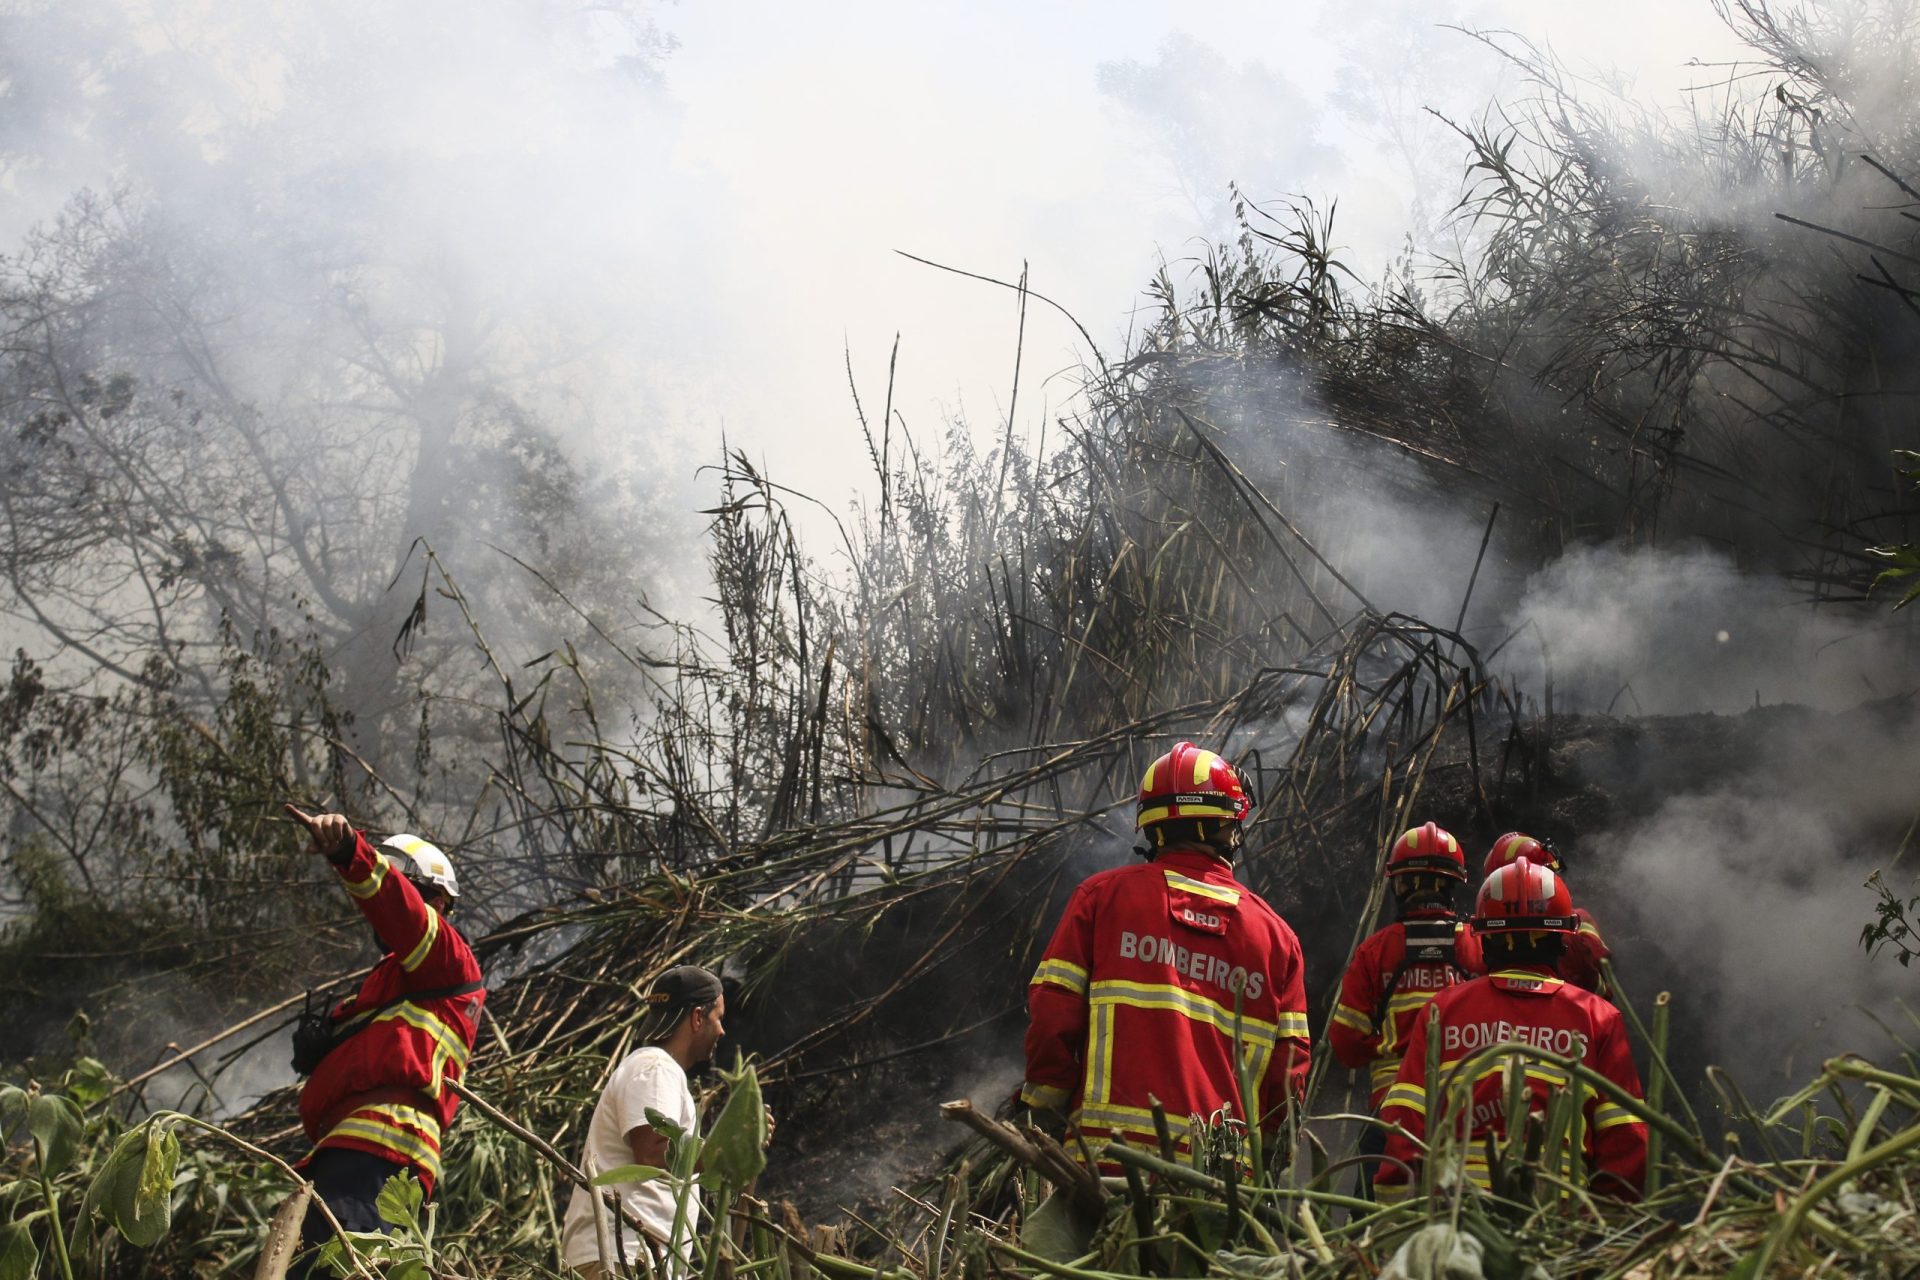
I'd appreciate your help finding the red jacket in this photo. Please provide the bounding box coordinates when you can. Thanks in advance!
[1020,849,1310,1167]
[1375,967,1646,1201]
[1329,912,1477,1108]
[298,832,484,1195]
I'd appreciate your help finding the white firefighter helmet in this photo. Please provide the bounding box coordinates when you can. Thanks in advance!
[380,834,460,900]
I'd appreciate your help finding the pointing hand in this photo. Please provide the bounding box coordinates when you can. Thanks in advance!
[283,803,353,860]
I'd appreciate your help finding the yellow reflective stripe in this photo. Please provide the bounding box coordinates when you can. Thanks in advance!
[1459,1060,1572,1091]
[1577,919,1603,939]
[1163,870,1241,906]
[1191,751,1216,786]
[385,834,430,857]
[1032,958,1090,994]
[1370,1056,1404,1090]
[1090,979,1281,1045]
[1020,1083,1069,1109]
[1077,1103,1195,1144]
[1375,1180,1414,1205]
[343,851,390,900]
[1385,990,1444,1013]
[373,1001,473,1076]
[1140,802,1238,825]
[353,1102,440,1133]
[326,1119,440,1173]
[400,908,441,972]
[1382,1083,1428,1116]
[1331,1003,1372,1033]
[1087,1003,1116,1103]
[324,1108,443,1181]
[1592,1103,1641,1131]
[1078,1101,1190,1129]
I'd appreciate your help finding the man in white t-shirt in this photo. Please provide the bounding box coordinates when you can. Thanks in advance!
[562,965,726,1278]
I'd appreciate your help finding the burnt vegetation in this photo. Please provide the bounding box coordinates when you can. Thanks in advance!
[8,1,1920,1277]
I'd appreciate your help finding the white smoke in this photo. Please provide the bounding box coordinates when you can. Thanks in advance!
[1497,545,1917,714]
[1580,700,1920,1092]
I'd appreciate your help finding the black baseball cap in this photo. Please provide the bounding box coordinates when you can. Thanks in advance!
[645,965,723,1011]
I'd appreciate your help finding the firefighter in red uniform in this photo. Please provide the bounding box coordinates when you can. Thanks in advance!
[1478,833,1611,993]
[284,805,485,1271]
[1374,858,1646,1202]
[1020,742,1310,1170]
[1328,822,1478,1194]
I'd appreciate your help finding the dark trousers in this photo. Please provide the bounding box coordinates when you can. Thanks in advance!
[292,1147,410,1277]
[1353,1119,1387,1203]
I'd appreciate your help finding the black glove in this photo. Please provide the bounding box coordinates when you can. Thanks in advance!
[1023,1105,1068,1142]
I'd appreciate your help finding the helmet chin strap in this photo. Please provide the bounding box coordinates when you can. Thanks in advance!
[1136,819,1241,861]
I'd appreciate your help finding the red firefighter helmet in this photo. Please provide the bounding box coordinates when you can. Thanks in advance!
[1483,831,1560,878]
[1136,741,1252,830]
[1473,857,1577,935]
[1385,822,1466,881]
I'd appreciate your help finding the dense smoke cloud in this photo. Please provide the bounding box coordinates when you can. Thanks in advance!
[1582,700,1920,1091]
[1498,546,1916,714]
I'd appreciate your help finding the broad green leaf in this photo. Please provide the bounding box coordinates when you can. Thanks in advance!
[590,1163,666,1187]
[314,1231,398,1274]
[85,1122,144,1236]
[28,1094,83,1178]
[700,1054,766,1190]
[0,1086,25,1139]
[64,1057,115,1108]
[104,1122,180,1247]
[376,1169,424,1229]
[0,1225,38,1280]
[642,1107,686,1141]
[1020,1192,1096,1262]
[388,1262,432,1280]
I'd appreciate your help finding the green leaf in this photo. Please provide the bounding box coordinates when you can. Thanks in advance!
[88,1120,180,1248]
[28,1093,84,1178]
[1870,545,1920,609]
[700,1053,767,1190]
[590,1163,667,1187]
[1020,1191,1097,1263]
[64,1057,114,1108]
[388,1262,432,1280]
[0,1225,38,1280]
[642,1107,686,1142]
[315,1231,398,1273]
[375,1170,424,1229]
[0,1086,25,1139]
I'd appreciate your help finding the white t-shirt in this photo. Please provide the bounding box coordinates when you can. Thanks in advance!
[561,1046,701,1271]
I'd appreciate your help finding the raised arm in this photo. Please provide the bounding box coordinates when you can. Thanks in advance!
[285,804,476,986]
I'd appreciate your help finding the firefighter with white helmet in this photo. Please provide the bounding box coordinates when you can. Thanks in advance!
[1019,742,1311,1169]
[282,805,485,1273]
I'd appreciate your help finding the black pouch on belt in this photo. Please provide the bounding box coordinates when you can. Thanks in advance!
[291,990,338,1076]
[290,979,485,1076]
